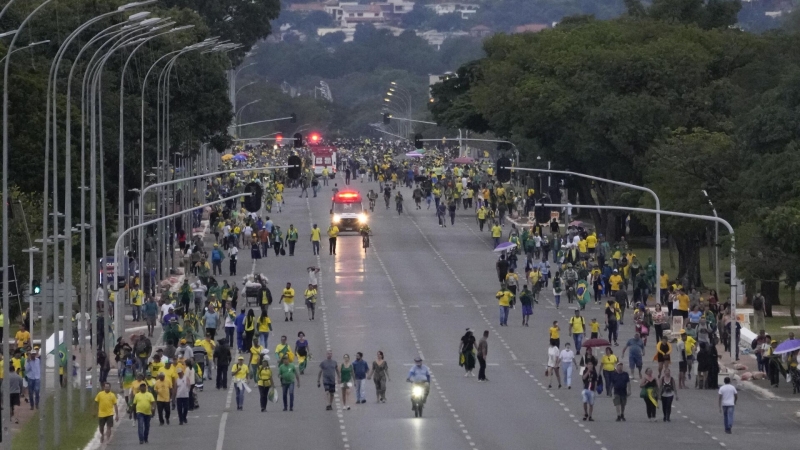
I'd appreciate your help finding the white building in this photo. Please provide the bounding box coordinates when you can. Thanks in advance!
[425,2,480,19]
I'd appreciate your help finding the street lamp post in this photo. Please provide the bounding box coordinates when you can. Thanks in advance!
[703,190,720,295]
[236,99,262,138]
[3,1,56,445]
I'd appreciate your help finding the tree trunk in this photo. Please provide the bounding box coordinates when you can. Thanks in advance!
[761,280,780,317]
[789,280,798,326]
[674,236,703,288]
[668,235,676,269]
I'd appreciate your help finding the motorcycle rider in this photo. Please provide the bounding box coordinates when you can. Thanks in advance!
[406,356,431,405]
[563,263,579,302]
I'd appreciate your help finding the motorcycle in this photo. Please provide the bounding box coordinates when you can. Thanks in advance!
[411,383,426,417]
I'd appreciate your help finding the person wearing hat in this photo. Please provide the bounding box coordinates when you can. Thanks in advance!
[406,356,431,404]
[232,356,249,410]
[609,269,623,296]
[175,367,192,424]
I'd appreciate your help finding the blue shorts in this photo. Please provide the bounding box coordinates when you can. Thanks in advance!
[629,355,643,369]
[582,389,595,405]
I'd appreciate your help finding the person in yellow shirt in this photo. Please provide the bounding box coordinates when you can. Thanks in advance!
[659,271,669,305]
[310,223,322,256]
[249,342,265,379]
[680,329,696,383]
[130,285,144,322]
[586,232,597,255]
[569,309,586,351]
[132,383,155,444]
[328,223,339,255]
[549,321,560,347]
[257,312,272,348]
[154,373,172,425]
[279,282,296,322]
[15,325,30,349]
[496,285,513,326]
[232,356,249,410]
[256,359,274,412]
[590,318,600,339]
[600,347,618,396]
[477,206,488,231]
[304,284,317,321]
[95,382,119,444]
[676,288,690,322]
[609,270,623,294]
[491,222,503,247]
[578,239,588,257]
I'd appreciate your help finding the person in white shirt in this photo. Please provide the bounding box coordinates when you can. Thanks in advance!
[718,377,738,434]
[175,368,192,424]
[559,343,577,388]
[547,344,562,389]
[243,225,253,246]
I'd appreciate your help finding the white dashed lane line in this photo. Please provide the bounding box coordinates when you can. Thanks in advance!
[372,243,480,450]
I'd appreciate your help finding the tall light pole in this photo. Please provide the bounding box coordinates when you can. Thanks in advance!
[702,190,720,295]
[231,62,256,113]
[236,99,262,138]
[3,1,56,445]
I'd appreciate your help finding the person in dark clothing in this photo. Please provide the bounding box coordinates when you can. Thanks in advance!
[496,256,509,284]
[213,339,232,390]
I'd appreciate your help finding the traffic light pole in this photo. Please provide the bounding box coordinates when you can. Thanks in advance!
[543,202,739,361]
[114,193,250,340]
[512,166,661,306]
[21,246,40,338]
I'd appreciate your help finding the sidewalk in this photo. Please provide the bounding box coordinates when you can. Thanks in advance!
[720,343,800,402]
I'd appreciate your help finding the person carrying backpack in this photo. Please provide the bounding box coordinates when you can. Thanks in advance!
[752,293,766,332]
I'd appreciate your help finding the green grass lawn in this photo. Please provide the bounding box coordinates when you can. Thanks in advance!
[12,390,98,450]
[763,316,799,342]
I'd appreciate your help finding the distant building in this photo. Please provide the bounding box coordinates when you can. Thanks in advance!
[326,0,415,26]
[512,23,549,34]
[417,30,469,49]
[425,2,480,19]
[469,24,492,38]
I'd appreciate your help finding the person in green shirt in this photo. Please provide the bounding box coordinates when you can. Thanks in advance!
[285,224,299,256]
[519,284,537,327]
[278,355,300,411]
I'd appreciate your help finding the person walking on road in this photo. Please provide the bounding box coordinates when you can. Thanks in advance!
[340,354,354,410]
[601,347,618,397]
[143,297,158,338]
[459,329,477,377]
[95,382,119,443]
[154,372,171,425]
[547,343,562,389]
[279,354,300,411]
[318,351,340,411]
[310,224,321,256]
[213,339,232,390]
[581,360,598,421]
[232,356,249,410]
[642,367,659,421]
[496,285,513,327]
[560,343,577,388]
[718,376,738,434]
[368,351,390,403]
[611,362,631,421]
[279,282,295,322]
[622,332,645,380]
[477,330,489,382]
[353,352,369,404]
[569,309,586,352]
[257,358,274,412]
[132,382,156,444]
[328,223,339,255]
[175,367,191,424]
[659,367,678,422]
[25,348,41,410]
[519,285,535,326]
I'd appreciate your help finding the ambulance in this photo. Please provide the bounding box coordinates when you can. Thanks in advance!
[330,189,367,232]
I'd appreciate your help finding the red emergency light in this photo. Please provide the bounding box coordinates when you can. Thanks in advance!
[310,133,321,143]
[333,191,361,203]
[276,134,283,143]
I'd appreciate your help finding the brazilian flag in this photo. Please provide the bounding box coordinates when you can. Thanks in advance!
[576,279,591,308]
